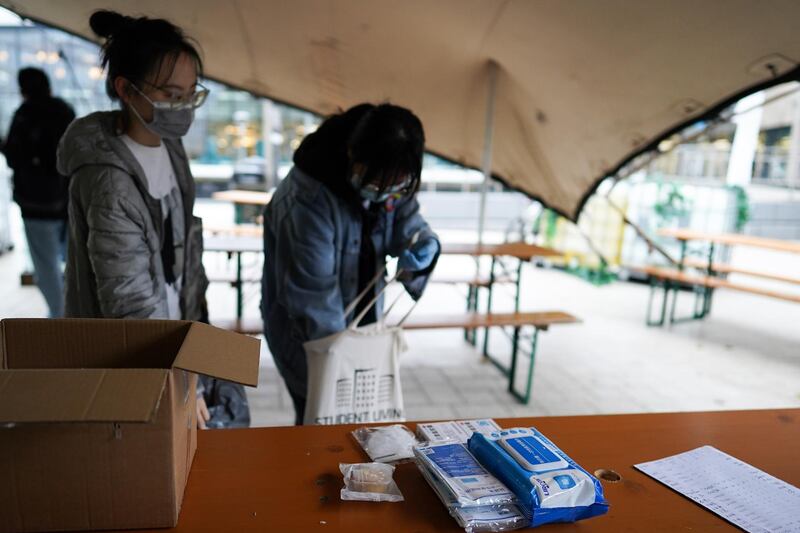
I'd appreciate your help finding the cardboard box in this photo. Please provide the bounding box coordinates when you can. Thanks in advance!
[0,319,260,532]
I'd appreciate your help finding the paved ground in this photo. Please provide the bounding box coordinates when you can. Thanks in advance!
[245,255,800,427]
[3,201,798,428]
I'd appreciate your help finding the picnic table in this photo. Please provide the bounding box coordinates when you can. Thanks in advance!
[137,408,800,532]
[639,228,800,325]
[204,234,264,320]
[204,234,573,404]
[434,241,567,402]
[211,189,273,224]
[203,233,561,324]
[211,189,273,206]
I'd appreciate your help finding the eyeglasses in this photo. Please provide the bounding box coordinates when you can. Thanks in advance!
[134,80,210,110]
[362,177,414,197]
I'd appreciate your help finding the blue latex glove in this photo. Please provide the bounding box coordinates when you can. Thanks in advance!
[398,237,439,272]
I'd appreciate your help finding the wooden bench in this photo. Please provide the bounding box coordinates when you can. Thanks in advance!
[407,311,579,403]
[431,276,512,288]
[639,266,800,301]
[682,259,800,286]
[636,264,800,326]
[212,317,261,335]
[638,229,800,326]
[213,310,579,404]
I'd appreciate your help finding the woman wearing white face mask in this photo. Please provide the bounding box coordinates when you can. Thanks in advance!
[57,10,209,323]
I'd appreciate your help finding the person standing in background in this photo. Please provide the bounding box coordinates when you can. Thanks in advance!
[2,67,75,317]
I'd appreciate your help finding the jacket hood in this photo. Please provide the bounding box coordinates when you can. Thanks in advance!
[293,103,374,205]
[57,111,134,177]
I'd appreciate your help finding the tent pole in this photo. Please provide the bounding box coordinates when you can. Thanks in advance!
[476,61,499,248]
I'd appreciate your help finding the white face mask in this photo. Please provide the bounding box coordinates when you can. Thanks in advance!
[129,84,197,139]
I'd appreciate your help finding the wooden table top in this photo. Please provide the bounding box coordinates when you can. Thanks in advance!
[202,235,562,260]
[659,228,800,254]
[211,189,273,206]
[402,311,579,330]
[137,408,799,532]
[203,235,263,253]
[441,241,561,260]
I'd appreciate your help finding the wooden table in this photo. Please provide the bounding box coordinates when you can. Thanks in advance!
[211,189,273,206]
[439,242,563,378]
[201,235,563,324]
[204,235,264,319]
[441,241,561,260]
[645,228,800,325]
[138,408,799,532]
[659,228,800,254]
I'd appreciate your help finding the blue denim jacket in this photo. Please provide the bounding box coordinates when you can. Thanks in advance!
[261,167,438,397]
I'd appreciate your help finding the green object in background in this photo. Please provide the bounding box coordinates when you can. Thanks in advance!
[531,207,558,246]
[653,182,691,226]
[729,185,750,232]
[563,263,617,286]
[534,207,617,286]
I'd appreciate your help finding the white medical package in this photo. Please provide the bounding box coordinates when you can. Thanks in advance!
[352,424,418,463]
[416,449,528,532]
[413,441,517,508]
[416,419,502,444]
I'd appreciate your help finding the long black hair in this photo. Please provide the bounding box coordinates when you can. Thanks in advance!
[348,104,425,196]
[293,103,425,201]
[89,10,203,101]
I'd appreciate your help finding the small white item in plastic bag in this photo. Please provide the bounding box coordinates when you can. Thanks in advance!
[352,424,418,463]
[339,463,405,502]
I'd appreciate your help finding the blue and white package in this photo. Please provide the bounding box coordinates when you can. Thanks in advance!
[468,428,609,527]
[413,441,518,507]
[416,453,528,532]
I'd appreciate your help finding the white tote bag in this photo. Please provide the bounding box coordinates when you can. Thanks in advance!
[303,269,415,425]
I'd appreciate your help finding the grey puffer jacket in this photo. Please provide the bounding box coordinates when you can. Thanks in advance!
[57,111,208,320]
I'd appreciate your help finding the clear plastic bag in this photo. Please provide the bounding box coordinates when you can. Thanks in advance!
[453,505,529,533]
[413,441,517,508]
[339,463,405,503]
[352,424,418,463]
[415,451,527,532]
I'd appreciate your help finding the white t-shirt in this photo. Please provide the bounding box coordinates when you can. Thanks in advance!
[121,135,184,320]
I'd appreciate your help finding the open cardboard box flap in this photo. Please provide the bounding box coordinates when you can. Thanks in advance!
[0,368,169,423]
[173,322,260,386]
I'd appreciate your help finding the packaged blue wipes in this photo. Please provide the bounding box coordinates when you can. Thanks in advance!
[468,428,609,527]
[415,450,528,532]
[413,441,518,508]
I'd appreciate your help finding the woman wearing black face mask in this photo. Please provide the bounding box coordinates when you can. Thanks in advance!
[262,103,440,425]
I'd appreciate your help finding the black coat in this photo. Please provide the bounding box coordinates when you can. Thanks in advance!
[3,96,75,219]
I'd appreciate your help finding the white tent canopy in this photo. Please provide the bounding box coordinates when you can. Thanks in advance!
[4,0,799,220]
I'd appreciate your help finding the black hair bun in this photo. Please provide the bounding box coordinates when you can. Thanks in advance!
[89,10,131,39]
